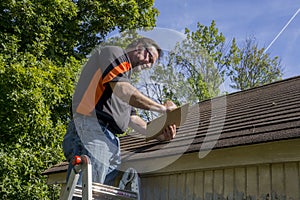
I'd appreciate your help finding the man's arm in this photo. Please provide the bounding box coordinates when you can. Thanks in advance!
[109,82,168,113]
[110,81,177,141]
[128,115,147,135]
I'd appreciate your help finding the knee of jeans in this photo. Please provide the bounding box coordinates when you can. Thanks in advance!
[62,134,80,161]
[63,148,73,162]
[62,142,70,160]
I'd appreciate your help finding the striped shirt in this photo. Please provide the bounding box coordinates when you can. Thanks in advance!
[72,46,133,134]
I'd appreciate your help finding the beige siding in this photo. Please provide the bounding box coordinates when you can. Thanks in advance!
[224,168,234,200]
[271,163,285,199]
[141,161,300,200]
[285,162,299,198]
[168,174,177,199]
[258,164,271,199]
[44,140,300,200]
[246,166,258,199]
[194,171,204,199]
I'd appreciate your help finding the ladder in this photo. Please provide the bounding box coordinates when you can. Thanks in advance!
[60,155,140,200]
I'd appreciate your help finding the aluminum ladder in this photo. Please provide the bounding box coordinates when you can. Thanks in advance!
[60,155,140,200]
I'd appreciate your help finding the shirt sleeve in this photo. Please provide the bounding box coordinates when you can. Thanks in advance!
[100,46,132,85]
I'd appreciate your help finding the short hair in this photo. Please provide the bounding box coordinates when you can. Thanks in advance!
[126,37,163,60]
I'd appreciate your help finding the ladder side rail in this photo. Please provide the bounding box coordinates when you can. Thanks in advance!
[81,155,93,200]
[60,165,80,200]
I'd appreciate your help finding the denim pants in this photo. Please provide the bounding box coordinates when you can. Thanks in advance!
[62,117,121,186]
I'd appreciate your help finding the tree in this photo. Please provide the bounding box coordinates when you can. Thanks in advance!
[0,52,81,199]
[0,0,159,63]
[152,21,229,102]
[162,21,229,101]
[134,21,231,121]
[227,37,283,90]
[0,0,158,199]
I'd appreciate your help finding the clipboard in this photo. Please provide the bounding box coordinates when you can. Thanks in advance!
[145,103,189,141]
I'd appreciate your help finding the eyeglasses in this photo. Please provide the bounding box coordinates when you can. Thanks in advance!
[144,47,154,64]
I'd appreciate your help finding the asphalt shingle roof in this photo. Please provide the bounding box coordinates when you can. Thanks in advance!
[120,76,300,161]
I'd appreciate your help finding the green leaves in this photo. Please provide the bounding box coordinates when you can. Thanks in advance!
[0,52,81,199]
[0,145,58,199]
[0,0,158,198]
[1,0,158,63]
[167,21,226,102]
[226,37,283,90]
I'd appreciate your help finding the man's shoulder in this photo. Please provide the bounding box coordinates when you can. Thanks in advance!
[90,45,124,56]
[101,45,125,54]
[96,45,127,60]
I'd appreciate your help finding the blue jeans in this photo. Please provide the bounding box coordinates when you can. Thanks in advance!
[62,117,121,186]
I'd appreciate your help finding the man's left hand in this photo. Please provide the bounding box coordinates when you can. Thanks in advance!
[155,124,176,141]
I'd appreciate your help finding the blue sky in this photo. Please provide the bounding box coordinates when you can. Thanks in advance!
[153,0,300,79]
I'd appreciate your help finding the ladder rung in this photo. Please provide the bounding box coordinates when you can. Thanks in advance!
[73,182,138,200]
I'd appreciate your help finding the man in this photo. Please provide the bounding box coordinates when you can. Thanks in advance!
[62,37,177,186]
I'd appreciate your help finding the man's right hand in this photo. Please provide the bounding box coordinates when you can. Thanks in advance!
[164,100,177,112]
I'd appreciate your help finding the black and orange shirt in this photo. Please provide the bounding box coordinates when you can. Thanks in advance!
[72,46,133,134]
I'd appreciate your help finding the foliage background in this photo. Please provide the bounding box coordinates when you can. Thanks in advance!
[0,0,158,199]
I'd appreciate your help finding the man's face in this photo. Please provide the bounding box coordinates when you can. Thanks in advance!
[130,44,159,72]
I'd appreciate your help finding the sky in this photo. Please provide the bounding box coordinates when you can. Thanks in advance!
[153,0,300,80]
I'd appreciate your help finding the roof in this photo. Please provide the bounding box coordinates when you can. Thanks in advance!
[120,76,300,161]
[43,76,300,175]
[42,162,68,175]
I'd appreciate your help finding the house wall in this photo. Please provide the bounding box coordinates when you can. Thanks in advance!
[44,139,300,199]
[141,161,300,200]
[137,139,300,200]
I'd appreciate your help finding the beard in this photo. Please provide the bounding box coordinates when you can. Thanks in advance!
[132,65,142,73]
[132,64,150,73]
